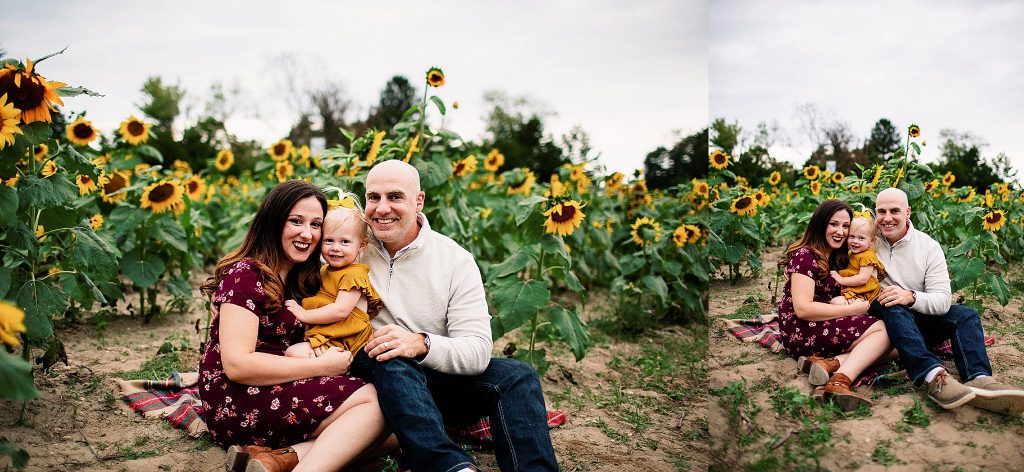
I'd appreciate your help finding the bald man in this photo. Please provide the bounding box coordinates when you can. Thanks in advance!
[349,160,558,472]
[870,188,1023,415]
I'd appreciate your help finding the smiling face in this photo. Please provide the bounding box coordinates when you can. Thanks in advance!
[280,196,323,270]
[825,210,851,251]
[875,188,911,244]
[365,161,425,255]
[321,211,367,269]
[846,218,876,254]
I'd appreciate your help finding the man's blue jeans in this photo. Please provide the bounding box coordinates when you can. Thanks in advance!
[869,302,991,384]
[351,350,558,472]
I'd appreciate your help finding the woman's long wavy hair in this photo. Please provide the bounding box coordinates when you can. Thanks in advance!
[783,199,853,275]
[200,180,327,311]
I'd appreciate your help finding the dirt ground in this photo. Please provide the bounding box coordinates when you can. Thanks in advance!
[708,246,1024,471]
[1,279,704,472]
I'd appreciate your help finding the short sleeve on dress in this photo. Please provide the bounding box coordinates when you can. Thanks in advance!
[786,247,819,279]
[851,249,886,280]
[212,260,267,313]
[335,264,384,318]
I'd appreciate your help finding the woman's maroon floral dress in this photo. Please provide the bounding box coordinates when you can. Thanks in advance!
[778,247,878,358]
[199,260,367,447]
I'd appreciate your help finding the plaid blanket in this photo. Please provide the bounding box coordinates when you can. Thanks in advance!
[724,314,996,356]
[116,372,568,448]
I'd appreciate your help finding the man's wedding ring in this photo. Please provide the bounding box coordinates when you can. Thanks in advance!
[383,341,390,350]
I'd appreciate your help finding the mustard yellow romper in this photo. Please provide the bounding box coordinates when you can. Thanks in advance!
[838,248,886,302]
[301,263,383,353]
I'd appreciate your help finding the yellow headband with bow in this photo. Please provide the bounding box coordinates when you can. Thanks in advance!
[853,210,872,219]
[328,196,357,210]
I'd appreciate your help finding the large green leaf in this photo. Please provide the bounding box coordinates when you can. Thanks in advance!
[16,121,52,146]
[0,267,10,298]
[986,273,1011,307]
[540,234,571,266]
[106,206,148,238]
[120,250,166,289]
[38,205,79,231]
[618,254,644,276]
[64,145,100,178]
[548,305,590,361]
[0,350,38,401]
[514,196,547,226]
[17,173,78,209]
[414,156,450,189]
[563,268,584,293]
[429,96,446,115]
[16,280,66,339]
[490,277,550,332]
[56,85,104,97]
[950,257,985,293]
[643,275,669,307]
[0,186,17,228]
[153,218,189,253]
[512,348,549,376]
[488,251,533,280]
[69,228,118,279]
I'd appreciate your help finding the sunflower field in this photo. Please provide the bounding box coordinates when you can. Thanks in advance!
[706,124,1022,309]
[0,52,709,406]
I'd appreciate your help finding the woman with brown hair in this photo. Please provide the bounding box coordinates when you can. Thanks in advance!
[198,180,388,472]
[777,199,891,411]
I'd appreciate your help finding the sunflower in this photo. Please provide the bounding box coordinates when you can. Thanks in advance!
[0,301,27,347]
[100,171,131,203]
[958,187,976,203]
[35,224,46,242]
[33,142,49,161]
[452,155,478,177]
[269,139,294,161]
[984,191,995,207]
[0,93,22,149]
[275,160,294,182]
[753,189,769,206]
[692,179,710,198]
[735,176,749,188]
[172,159,192,175]
[982,210,1006,232]
[871,165,884,186]
[426,67,445,87]
[0,59,67,124]
[803,165,821,181]
[140,180,184,214]
[942,172,955,186]
[831,171,845,185]
[91,154,110,167]
[215,149,234,171]
[90,213,104,230]
[297,145,312,167]
[480,207,493,219]
[184,175,205,201]
[40,159,58,178]
[365,130,386,165]
[118,115,152,145]
[709,150,729,170]
[605,172,625,197]
[730,195,757,217]
[76,174,98,195]
[908,124,921,138]
[484,148,505,172]
[768,171,781,186]
[810,180,822,196]
[542,200,586,237]
[672,224,701,248]
[404,134,420,162]
[5,175,19,187]
[924,179,939,193]
[507,168,536,195]
[453,101,460,109]
[630,216,662,247]
[66,116,99,146]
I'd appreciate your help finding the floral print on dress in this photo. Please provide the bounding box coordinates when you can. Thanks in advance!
[777,246,879,359]
[197,259,368,448]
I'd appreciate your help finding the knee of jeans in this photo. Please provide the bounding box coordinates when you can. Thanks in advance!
[375,356,422,379]
[947,304,980,322]
[493,358,541,388]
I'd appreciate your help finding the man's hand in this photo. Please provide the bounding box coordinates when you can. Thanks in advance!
[879,286,914,307]
[284,300,309,323]
[365,325,428,362]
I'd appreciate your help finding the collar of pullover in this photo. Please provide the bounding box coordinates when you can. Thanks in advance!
[878,220,916,251]
[371,212,430,261]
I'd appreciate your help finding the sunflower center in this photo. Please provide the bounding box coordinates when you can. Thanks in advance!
[736,197,752,209]
[188,181,199,193]
[82,176,93,185]
[149,183,175,203]
[454,163,466,174]
[986,214,1001,224]
[124,120,144,136]
[0,72,45,110]
[73,123,93,139]
[550,205,577,223]
[104,174,127,193]
[274,144,286,155]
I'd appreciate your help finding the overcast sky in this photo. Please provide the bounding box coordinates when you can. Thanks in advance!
[1,0,707,175]
[711,0,1024,175]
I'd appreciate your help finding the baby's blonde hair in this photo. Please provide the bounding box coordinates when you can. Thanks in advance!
[323,191,370,242]
[850,212,876,237]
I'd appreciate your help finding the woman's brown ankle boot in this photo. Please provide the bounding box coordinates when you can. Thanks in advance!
[823,373,872,411]
[798,356,841,386]
[226,445,272,472]
[245,447,299,472]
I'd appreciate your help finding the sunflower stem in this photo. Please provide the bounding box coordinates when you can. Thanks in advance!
[414,84,430,161]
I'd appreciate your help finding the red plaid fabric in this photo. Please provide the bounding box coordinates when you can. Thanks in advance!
[117,372,568,448]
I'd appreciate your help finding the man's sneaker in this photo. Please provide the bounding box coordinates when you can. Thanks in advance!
[927,370,976,409]
[965,376,1024,417]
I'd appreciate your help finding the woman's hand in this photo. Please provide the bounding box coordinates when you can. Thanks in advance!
[284,299,309,323]
[317,347,353,376]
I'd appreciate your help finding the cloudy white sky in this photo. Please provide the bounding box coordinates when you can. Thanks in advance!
[711,0,1024,174]
[1,0,707,175]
